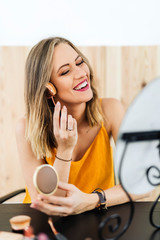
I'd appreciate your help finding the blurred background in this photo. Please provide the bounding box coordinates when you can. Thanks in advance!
[0,0,160,202]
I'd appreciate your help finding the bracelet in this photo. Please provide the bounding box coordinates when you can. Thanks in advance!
[55,155,72,162]
[92,188,107,210]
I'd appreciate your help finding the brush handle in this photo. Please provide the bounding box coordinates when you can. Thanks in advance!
[55,232,68,240]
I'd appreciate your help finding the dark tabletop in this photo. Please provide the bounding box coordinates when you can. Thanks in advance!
[0,202,160,240]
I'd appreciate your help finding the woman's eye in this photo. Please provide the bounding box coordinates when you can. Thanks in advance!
[61,70,69,76]
[76,60,84,66]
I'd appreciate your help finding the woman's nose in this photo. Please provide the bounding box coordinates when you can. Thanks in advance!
[73,66,87,79]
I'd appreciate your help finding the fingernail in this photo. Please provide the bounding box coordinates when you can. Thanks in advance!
[63,105,66,110]
[56,101,60,106]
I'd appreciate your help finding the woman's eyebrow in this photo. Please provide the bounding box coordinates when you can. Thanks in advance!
[57,55,80,73]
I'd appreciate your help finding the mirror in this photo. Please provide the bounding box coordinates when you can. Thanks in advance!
[33,164,59,195]
[114,78,160,195]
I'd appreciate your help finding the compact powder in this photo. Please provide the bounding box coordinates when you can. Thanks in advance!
[33,165,58,195]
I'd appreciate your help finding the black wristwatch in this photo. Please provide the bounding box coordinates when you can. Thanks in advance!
[92,188,107,210]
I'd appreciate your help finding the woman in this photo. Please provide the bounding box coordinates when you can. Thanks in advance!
[16,37,147,216]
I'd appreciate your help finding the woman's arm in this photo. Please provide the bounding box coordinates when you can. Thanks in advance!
[16,102,78,201]
[104,184,152,207]
[101,98,151,203]
[30,181,151,216]
[15,117,45,201]
[51,101,78,196]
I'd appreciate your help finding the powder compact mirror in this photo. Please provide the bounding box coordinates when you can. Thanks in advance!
[33,164,59,195]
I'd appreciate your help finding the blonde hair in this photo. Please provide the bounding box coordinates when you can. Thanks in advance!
[25,37,103,159]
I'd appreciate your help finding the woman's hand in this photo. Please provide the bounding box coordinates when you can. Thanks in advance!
[30,182,98,216]
[54,101,78,154]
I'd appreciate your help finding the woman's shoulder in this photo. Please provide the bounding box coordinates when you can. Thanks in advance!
[100,98,125,140]
[15,117,26,137]
[101,98,123,110]
[101,98,124,115]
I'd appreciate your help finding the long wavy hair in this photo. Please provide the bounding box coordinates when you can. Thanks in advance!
[25,37,103,159]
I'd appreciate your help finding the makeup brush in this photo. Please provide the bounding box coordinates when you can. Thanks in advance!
[48,217,68,240]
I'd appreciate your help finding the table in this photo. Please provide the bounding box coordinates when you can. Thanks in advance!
[0,202,160,240]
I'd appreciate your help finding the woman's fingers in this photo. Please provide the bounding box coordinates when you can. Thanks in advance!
[53,101,60,135]
[31,186,75,216]
[31,199,71,216]
[30,183,89,216]
[58,181,75,192]
[37,193,72,206]
[53,103,77,135]
[60,106,67,132]
[53,103,78,150]
[72,118,77,133]
[67,114,73,131]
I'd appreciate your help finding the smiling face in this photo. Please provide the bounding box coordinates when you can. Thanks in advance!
[50,43,93,106]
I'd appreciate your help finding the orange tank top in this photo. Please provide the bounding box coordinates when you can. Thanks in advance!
[23,123,115,203]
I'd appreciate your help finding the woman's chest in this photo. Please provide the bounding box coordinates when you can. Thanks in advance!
[72,125,101,161]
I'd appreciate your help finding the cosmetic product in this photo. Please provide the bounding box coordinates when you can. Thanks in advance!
[48,217,68,240]
[33,165,58,195]
[9,215,31,231]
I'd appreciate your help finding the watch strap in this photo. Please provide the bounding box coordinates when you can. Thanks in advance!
[92,188,107,210]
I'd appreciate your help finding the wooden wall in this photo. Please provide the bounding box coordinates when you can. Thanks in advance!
[0,46,160,201]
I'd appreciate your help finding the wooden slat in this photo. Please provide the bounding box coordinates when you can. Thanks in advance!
[0,47,29,198]
[121,46,157,109]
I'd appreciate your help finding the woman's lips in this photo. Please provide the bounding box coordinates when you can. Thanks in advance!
[73,79,89,91]
[74,84,89,92]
